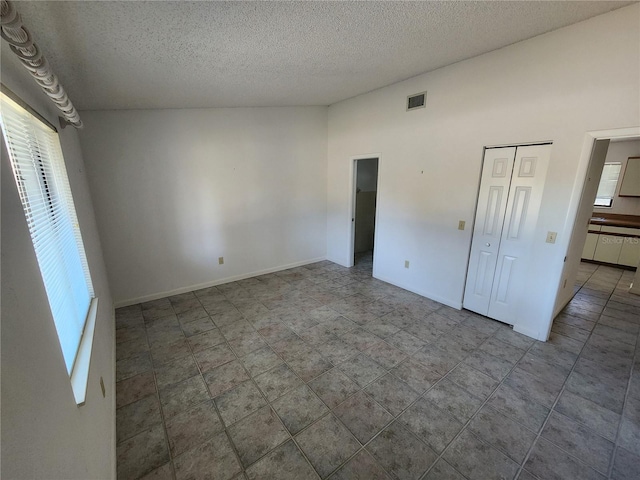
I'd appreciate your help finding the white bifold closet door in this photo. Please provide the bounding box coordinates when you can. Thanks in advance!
[464,144,551,325]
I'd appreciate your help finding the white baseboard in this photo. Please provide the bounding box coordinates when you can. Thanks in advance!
[513,323,546,341]
[326,255,351,269]
[114,256,327,308]
[372,271,463,310]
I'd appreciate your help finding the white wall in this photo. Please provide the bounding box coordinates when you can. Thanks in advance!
[79,107,328,305]
[595,140,640,216]
[1,49,115,478]
[327,4,640,340]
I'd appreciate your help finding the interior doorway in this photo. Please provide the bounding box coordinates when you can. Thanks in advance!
[351,158,379,268]
[554,130,640,315]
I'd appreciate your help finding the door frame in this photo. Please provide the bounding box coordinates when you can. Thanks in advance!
[349,154,381,268]
[552,126,640,318]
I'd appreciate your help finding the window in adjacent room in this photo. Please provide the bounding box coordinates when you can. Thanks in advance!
[594,162,622,207]
[0,90,96,403]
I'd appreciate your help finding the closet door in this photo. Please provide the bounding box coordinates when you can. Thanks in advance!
[487,144,551,323]
[463,147,516,316]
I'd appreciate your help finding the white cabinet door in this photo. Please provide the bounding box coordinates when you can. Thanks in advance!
[464,144,551,325]
[593,235,623,264]
[618,237,640,267]
[463,147,516,316]
[487,144,551,324]
[582,233,599,260]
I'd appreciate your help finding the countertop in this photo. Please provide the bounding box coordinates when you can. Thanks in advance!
[590,213,640,229]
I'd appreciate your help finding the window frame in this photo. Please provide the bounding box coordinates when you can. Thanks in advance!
[1,88,98,405]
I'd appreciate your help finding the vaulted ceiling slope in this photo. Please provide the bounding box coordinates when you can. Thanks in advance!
[8,1,634,110]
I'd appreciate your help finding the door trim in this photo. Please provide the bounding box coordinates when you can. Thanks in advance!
[349,154,381,269]
[551,126,640,321]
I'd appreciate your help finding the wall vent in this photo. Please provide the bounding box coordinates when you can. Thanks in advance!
[407,92,426,111]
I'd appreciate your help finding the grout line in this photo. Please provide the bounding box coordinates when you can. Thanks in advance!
[166,295,223,479]
[515,264,630,480]
[116,261,634,480]
[418,332,539,480]
[123,276,495,480]
[180,261,365,478]
[606,296,640,478]
[238,261,423,478]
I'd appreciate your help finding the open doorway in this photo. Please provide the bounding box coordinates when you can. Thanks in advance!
[554,128,640,316]
[351,158,379,269]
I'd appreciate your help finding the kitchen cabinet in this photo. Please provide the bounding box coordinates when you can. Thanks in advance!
[582,226,600,260]
[593,234,623,263]
[582,219,640,267]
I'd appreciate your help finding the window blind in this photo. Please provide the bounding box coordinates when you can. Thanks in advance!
[595,163,621,207]
[1,93,93,374]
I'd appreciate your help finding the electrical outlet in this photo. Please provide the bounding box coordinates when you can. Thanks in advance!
[546,231,557,244]
[458,220,466,231]
[404,260,410,268]
[218,256,224,265]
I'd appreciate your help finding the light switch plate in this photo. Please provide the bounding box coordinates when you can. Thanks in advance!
[218,257,224,265]
[458,220,465,230]
[546,232,557,244]
[404,260,410,268]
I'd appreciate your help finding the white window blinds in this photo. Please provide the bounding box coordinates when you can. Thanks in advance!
[594,163,622,207]
[1,92,93,374]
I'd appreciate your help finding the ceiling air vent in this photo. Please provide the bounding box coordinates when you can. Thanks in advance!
[407,92,426,111]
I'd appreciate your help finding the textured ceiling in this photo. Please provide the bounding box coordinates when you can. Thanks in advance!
[7,1,635,110]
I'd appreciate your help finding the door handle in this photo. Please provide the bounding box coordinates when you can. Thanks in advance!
[486,243,491,247]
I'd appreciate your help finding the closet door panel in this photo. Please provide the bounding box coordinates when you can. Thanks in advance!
[488,144,551,323]
[463,147,516,316]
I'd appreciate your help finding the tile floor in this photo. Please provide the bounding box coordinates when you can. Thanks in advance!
[115,256,640,480]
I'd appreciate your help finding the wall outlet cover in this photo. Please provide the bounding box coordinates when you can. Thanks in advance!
[218,257,224,265]
[404,260,410,268]
[458,220,466,230]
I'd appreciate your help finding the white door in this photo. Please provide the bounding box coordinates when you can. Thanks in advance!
[463,147,516,315]
[487,144,551,323]
[464,144,551,324]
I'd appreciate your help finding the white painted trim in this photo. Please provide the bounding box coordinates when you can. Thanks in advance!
[349,153,382,268]
[110,304,116,475]
[461,146,488,311]
[327,257,351,269]
[483,139,553,149]
[513,323,545,341]
[70,297,99,406]
[114,257,327,308]
[349,159,358,268]
[373,271,462,310]
[552,285,577,318]
[550,126,640,329]
[371,157,382,277]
